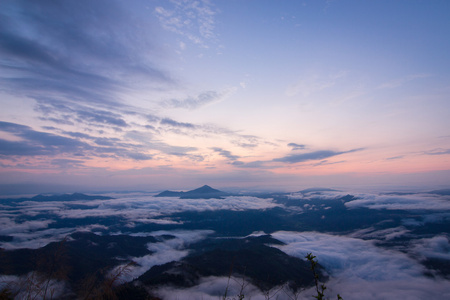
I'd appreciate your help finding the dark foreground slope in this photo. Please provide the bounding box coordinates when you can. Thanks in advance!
[136,235,321,291]
[0,232,321,299]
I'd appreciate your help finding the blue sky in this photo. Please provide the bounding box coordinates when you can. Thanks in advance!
[0,0,449,193]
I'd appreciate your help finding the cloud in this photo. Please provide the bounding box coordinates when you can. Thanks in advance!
[322,276,450,300]
[113,230,213,281]
[271,231,450,300]
[2,189,450,299]
[272,231,425,280]
[0,193,282,253]
[287,190,347,201]
[73,109,128,128]
[345,192,450,211]
[0,121,153,161]
[0,0,221,165]
[273,148,363,164]
[0,218,54,235]
[313,160,346,166]
[123,152,153,161]
[285,71,347,97]
[154,276,267,300]
[424,148,450,156]
[160,88,236,110]
[378,73,431,89]
[0,121,92,156]
[154,0,217,47]
[287,143,306,150]
[154,117,267,152]
[0,121,30,133]
[234,160,278,169]
[35,100,129,130]
[123,130,198,157]
[0,0,192,164]
[3,91,267,164]
[211,147,240,162]
[51,159,85,168]
[160,118,197,129]
[157,274,450,300]
[93,137,123,147]
[0,139,46,156]
[411,235,450,261]
[154,230,450,299]
[386,155,404,160]
[349,226,411,241]
[0,227,76,250]
[0,0,172,108]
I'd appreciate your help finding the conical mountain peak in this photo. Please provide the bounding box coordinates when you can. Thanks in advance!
[155,185,228,199]
[190,185,220,193]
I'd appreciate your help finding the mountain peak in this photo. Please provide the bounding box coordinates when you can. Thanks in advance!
[155,185,227,199]
[190,185,220,193]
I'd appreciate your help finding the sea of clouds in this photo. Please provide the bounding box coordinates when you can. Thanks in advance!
[1,190,449,299]
[151,231,450,300]
[0,194,280,249]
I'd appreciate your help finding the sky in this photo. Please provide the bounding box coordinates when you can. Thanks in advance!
[0,0,449,193]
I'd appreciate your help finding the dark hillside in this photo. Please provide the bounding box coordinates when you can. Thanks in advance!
[136,235,322,291]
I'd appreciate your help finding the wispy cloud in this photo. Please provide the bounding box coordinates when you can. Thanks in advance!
[273,148,363,164]
[234,160,278,169]
[423,148,450,156]
[287,143,306,150]
[0,1,212,166]
[50,159,86,169]
[0,0,282,174]
[159,88,236,110]
[378,73,431,89]
[233,148,363,169]
[154,0,217,47]
[0,0,172,108]
[386,155,405,160]
[35,100,129,130]
[160,118,197,129]
[211,147,241,162]
[0,121,153,161]
[0,121,92,157]
[313,160,346,166]
[285,71,347,97]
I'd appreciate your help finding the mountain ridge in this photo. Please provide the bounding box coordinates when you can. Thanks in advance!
[0,193,114,203]
[155,185,229,199]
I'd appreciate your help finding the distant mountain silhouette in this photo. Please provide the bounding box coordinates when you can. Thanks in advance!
[155,185,229,199]
[1,193,114,203]
[299,187,339,193]
[428,189,450,196]
[154,190,182,197]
